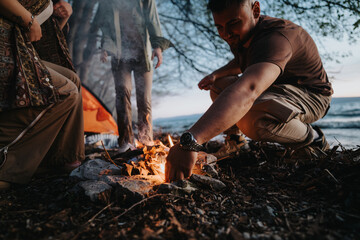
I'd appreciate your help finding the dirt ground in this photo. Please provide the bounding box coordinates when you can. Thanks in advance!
[1,134,359,240]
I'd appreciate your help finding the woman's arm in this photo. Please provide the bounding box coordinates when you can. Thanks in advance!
[0,0,42,41]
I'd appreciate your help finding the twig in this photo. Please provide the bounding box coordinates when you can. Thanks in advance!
[274,197,293,232]
[111,194,168,221]
[208,155,232,164]
[101,140,120,168]
[220,196,230,207]
[87,202,114,224]
[329,208,360,219]
[71,203,115,240]
[10,209,39,213]
[109,194,191,222]
[324,169,340,184]
[276,206,314,214]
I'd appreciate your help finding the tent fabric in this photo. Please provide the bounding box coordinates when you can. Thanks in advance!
[82,85,119,135]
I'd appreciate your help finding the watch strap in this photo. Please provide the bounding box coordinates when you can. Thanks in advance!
[179,132,205,152]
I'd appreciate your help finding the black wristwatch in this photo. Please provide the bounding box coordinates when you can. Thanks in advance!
[179,131,205,152]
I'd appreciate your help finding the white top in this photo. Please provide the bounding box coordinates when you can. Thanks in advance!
[36,1,53,25]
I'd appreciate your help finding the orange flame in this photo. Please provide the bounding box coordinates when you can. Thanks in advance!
[168,134,174,147]
[146,113,153,136]
[135,139,144,149]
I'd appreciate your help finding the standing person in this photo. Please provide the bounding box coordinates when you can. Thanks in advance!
[96,0,173,152]
[0,0,84,190]
[166,0,333,182]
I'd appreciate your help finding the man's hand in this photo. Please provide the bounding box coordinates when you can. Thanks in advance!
[100,50,108,63]
[198,73,216,90]
[28,18,42,42]
[165,143,197,182]
[53,0,73,19]
[151,47,163,69]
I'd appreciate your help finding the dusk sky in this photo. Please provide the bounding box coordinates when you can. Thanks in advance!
[153,40,360,119]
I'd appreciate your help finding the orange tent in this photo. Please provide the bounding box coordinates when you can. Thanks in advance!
[82,85,118,135]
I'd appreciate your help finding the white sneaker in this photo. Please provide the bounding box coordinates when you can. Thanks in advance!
[213,134,250,158]
[118,142,135,153]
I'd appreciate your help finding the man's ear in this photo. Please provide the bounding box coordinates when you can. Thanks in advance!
[252,1,260,19]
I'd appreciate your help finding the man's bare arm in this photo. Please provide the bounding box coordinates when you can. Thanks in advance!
[198,58,241,90]
[166,62,281,182]
[213,58,242,79]
[192,62,281,144]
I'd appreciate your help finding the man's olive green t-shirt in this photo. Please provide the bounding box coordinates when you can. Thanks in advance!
[235,15,333,96]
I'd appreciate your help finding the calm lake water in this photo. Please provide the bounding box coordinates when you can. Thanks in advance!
[154,97,360,149]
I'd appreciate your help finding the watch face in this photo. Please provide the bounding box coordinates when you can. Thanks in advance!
[180,132,193,145]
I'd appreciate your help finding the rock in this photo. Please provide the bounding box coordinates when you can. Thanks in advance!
[228,226,243,240]
[157,183,181,194]
[209,211,219,215]
[70,159,122,180]
[190,174,226,191]
[78,180,112,203]
[266,205,275,217]
[197,152,217,165]
[273,235,282,240]
[256,221,265,229]
[243,232,251,239]
[157,181,197,195]
[101,175,161,203]
[193,152,218,175]
[195,208,205,215]
[102,175,163,188]
[202,164,218,177]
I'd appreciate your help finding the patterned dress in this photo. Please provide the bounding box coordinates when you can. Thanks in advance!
[0,0,59,112]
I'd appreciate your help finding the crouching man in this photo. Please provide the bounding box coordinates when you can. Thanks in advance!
[166,0,332,182]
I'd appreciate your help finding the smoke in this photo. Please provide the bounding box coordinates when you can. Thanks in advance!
[115,1,146,62]
[96,0,149,62]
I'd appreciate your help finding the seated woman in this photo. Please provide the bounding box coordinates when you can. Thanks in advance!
[0,0,84,190]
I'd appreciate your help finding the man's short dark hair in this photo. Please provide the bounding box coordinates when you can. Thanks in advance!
[207,0,248,13]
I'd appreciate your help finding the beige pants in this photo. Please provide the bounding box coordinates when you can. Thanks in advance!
[111,58,153,145]
[211,76,331,149]
[0,61,84,184]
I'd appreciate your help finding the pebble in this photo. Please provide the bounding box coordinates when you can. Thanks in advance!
[195,208,205,215]
[243,232,251,239]
[209,211,219,215]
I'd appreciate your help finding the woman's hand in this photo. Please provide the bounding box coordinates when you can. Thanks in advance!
[53,0,73,29]
[27,18,42,42]
[53,0,73,19]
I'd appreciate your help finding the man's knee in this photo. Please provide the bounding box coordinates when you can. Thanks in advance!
[237,111,278,141]
[210,75,239,101]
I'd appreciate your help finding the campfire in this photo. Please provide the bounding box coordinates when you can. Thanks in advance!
[106,134,213,183]
[71,133,220,204]
[97,134,216,185]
